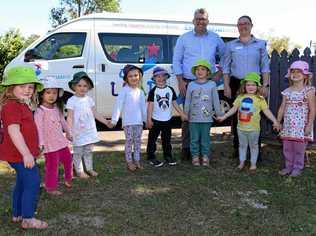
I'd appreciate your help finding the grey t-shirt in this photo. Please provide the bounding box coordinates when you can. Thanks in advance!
[184,80,223,123]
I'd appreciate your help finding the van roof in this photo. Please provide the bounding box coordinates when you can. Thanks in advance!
[51,12,235,33]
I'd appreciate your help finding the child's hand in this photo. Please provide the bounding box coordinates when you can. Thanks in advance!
[181,113,188,121]
[305,123,313,135]
[147,119,153,129]
[272,121,281,132]
[66,133,73,142]
[23,154,35,169]
[215,115,226,122]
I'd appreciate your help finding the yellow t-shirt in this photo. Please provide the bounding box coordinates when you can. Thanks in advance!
[233,94,268,131]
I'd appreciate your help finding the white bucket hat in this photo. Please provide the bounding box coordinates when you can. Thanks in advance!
[40,77,64,97]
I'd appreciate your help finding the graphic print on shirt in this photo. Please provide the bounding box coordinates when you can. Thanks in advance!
[156,93,170,111]
[238,97,254,123]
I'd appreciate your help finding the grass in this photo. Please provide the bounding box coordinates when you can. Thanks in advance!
[0,134,316,235]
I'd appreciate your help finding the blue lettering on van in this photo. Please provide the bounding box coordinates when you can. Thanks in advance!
[110,81,118,96]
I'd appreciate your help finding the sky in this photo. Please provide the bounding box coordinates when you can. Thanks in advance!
[0,0,315,49]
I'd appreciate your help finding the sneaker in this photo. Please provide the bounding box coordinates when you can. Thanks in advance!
[149,159,164,167]
[165,156,177,166]
[289,169,302,177]
[202,156,209,167]
[278,168,291,176]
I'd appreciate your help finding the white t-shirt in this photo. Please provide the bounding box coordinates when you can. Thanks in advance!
[111,85,147,127]
[147,86,177,121]
[66,95,99,146]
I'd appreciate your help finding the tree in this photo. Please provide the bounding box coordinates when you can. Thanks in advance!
[267,36,302,55]
[0,30,25,78]
[0,31,39,78]
[50,0,120,28]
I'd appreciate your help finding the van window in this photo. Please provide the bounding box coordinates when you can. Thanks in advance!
[34,33,86,60]
[98,33,167,64]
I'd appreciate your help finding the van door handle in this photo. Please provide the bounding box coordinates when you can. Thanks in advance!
[72,64,84,68]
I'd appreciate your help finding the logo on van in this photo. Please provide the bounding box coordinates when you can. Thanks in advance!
[34,63,42,76]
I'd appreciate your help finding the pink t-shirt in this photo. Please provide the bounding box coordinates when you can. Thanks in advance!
[34,105,70,153]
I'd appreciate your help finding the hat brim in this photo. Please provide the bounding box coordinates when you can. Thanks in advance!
[241,79,262,86]
[153,71,170,79]
[285,69,313,78]
[0,81,43,92]
[68,76,94,91]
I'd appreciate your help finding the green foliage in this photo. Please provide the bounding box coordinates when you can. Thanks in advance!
[268,36,302,55]
[50,0,121,28]
[0,30,40,79]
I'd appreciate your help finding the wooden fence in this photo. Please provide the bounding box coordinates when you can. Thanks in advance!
[261,47,316,142]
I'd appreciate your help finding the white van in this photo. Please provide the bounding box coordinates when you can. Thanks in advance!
[6,13,237,119]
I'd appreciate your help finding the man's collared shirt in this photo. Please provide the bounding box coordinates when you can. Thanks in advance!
[222,36,270,80]
[172,30,225,80]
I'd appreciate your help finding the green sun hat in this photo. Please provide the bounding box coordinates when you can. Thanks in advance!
[241,72,262,86]
[191,59,212,75]
[0,66,44,92]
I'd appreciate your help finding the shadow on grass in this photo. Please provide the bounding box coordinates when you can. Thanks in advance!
[1,136,316,235]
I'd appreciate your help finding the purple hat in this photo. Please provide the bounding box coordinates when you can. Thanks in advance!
[123,64,143,81]
[152,67,170,79]
[285,60,312,78]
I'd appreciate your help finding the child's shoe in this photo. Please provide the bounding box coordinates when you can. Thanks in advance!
[47,190,63,196]
[278,168,291,176]
[237,162,245,170]
[87,170,98,177]
[192,156,200,166]
[127,162,136,171]
[149,159,163,168]
[135,161,144,170]
[249,164,257,171]
[21,218,48,230]
[202,156,209,167]
[78,172,90,179]
[64,181,72,188]
[289,169,301,177]
[165,156,177,166]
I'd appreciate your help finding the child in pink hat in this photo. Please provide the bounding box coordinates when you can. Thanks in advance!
[277,60,315,177]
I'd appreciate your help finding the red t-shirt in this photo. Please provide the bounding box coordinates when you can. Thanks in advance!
[0,100,40,163]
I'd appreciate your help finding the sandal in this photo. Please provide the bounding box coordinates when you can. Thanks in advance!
[78,172,90,179]
[21,218,48,230]
[192,157,200,166]
[64,181,72,188]
[47,190,63,196]
[135,161,144,170]
[127,162,136,171]
[12,216,22,223]
[237,162,245,171]
[87,170,98,177]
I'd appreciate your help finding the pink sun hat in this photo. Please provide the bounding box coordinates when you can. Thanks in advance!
[285,60,313,78]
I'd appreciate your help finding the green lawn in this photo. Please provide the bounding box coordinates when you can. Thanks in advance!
[1,136,316,235]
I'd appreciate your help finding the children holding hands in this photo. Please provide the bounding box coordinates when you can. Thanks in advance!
[146,67,187,167]
[277,60,315,177]
[109,65,147,171]
[66,72,111,178]
[184,60,223,167]
[34,78,73,195]
[216,72,280,171]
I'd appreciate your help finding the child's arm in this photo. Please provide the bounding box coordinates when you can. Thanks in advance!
[34,109,45,150]
[110,89,125,127]
[184,85,192,116]
[172,101,188,121]
[92,107,111,128]
[305,88,316,135]
[141,91,147,125]
[147,101,154,129]
[66,109,74,132]
[277,95,286,124]
[60,113,72,141]
[216,105,238,122]
[8,124,35,168]
[262,108,280,131]
[212,86,224,117]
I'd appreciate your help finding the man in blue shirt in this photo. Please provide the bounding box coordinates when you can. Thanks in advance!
[222,15,270,159]
[172,8,225,160]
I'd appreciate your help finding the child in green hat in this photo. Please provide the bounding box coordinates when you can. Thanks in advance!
[0,66,48,230]
[216,72,280,171]
[184,59,223,167]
